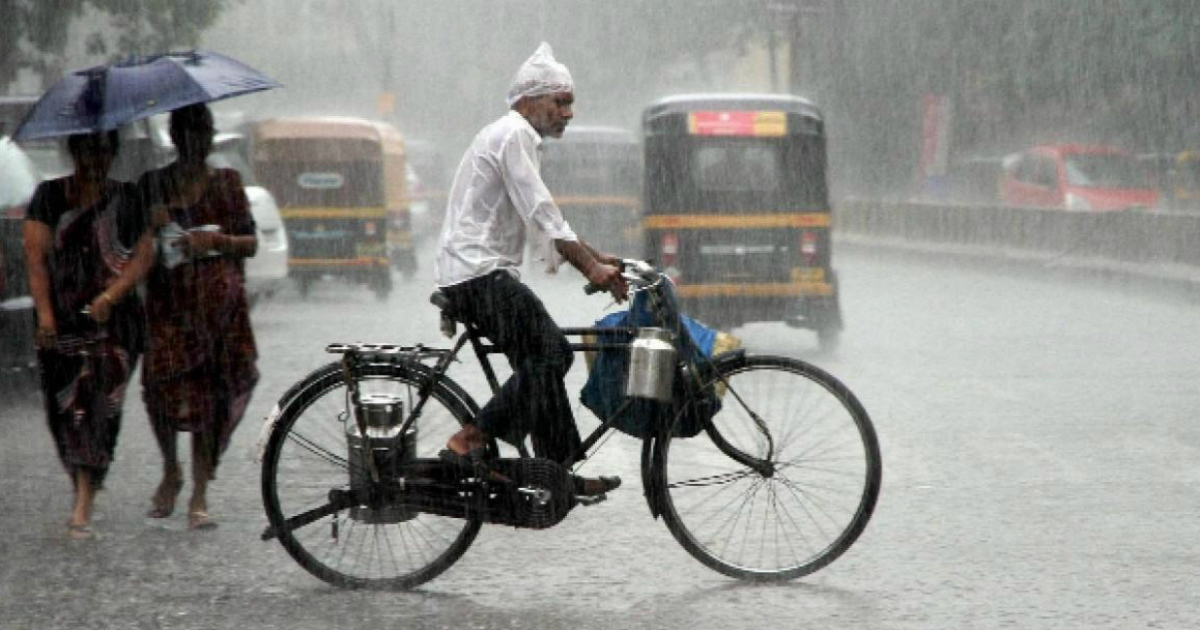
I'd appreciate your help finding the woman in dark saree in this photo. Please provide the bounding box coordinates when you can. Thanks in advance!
[24,130,154,539]
[138,103,259,530]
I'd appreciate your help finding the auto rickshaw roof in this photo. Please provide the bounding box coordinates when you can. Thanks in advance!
[251,116,393,144]
[1027,143,1130,157]
[370,121,407,157]
[643,93,823,123]
[556,124,637,145]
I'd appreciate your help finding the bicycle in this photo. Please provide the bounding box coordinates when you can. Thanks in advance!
[259,260,882,589]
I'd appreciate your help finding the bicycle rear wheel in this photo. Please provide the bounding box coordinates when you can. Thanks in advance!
[261,361,483,589]
[657,354,881,581]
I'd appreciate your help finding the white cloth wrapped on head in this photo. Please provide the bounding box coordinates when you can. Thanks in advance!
[506,42,574,107]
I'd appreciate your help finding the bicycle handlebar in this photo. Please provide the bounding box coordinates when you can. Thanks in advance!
[582,259,661,296]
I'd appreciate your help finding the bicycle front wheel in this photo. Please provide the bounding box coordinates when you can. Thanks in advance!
[657,354,881,581]
[261,361,483,590]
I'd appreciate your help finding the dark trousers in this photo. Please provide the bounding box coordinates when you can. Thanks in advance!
[442,271,580,464]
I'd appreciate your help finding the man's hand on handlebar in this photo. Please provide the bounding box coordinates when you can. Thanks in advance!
[585,261,629,303]
[594,252,623,267]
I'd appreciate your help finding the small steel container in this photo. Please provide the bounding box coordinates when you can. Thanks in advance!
[625,327,677,402]
[346,393,416,523]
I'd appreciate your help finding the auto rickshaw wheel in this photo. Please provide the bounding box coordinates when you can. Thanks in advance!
[370,271,393,301]
[399,251,418,282]
[815,272,843,352]
[295,275,316,299]
[817,326,841,353]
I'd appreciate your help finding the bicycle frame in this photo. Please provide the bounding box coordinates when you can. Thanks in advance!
[332,269,774,501]
[263,262,880,587]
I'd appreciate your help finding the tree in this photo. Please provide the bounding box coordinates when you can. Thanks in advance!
[0,0,236,93]
[0,0,84,90]
[91,0,232,57]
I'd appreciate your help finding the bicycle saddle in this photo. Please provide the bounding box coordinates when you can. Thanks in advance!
[428,290,450,312]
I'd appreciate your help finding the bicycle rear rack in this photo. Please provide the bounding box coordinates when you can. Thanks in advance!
[325,343,451,364]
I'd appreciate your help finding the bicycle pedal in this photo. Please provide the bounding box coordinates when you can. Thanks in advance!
[574,493,607,506]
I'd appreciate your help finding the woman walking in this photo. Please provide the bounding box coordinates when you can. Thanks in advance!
[24,130,154,539]
[138,103,259,530]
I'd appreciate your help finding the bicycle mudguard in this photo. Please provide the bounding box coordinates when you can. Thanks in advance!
[641,435,663,520]
[708,348,747,370]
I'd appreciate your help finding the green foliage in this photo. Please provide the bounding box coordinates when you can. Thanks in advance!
[0,0,85,89]
[0,0,235,92]
[91,0,230,55]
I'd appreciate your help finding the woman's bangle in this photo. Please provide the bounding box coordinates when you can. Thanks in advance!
[100,291,116,305]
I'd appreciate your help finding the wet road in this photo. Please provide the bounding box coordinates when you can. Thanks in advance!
[1,241,1197,629]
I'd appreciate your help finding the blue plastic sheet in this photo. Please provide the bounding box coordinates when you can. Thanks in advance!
[579,284,721,438]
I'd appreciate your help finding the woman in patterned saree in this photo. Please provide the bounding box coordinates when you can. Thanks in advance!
[138,103,259,530]
[24,130,154,539]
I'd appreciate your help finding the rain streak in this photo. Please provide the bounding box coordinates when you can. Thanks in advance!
[1,3,1198,630]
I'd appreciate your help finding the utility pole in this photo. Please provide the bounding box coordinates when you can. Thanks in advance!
[767,0,825,95]
[786,2,803,93]
[788,0,825,95]
[765,2,795,93]
[768,26,778,91]
[376,1,397,121]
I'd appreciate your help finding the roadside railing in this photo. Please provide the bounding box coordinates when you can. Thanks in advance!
[834,199,1200,275]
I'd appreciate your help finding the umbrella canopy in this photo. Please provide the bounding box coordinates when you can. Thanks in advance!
[12,50,280,141]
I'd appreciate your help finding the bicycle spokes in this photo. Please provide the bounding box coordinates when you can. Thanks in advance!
[658,355,881,580]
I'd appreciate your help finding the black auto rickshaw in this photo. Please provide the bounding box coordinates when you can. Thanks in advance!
[641,94,842,349]
[372,122,418,279]
[250,117,409,299]
[541,125,642,255]
[403,138,451,240]
[1140,151,1200,212]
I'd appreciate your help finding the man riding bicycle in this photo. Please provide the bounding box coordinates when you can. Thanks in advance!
[434,42,628,497]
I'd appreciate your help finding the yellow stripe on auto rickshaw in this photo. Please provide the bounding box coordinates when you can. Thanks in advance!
[643,213,830,229]
[288,257,389,267]
[556,196,640,208]
[676,282,833,298]
[280,206,387,219]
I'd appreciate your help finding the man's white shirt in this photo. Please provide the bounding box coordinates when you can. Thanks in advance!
[434,110,577,287]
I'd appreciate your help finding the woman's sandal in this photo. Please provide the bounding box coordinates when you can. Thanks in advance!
[188,510,217,531]
[147,478,183,518]
[66,522,95,540]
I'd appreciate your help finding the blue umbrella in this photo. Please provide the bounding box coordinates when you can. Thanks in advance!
[12,50,280,141]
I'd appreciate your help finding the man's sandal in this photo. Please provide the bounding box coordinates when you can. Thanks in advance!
[573,475,622,497]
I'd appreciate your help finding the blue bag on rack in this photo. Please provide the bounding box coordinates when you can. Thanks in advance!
[579,282,730,438]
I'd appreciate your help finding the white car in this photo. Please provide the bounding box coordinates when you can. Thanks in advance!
[201,132,290,306]
[243,185,288,304]
[1,137,40,382]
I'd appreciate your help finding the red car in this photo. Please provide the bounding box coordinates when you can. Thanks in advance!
[1000,144,1158,211]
